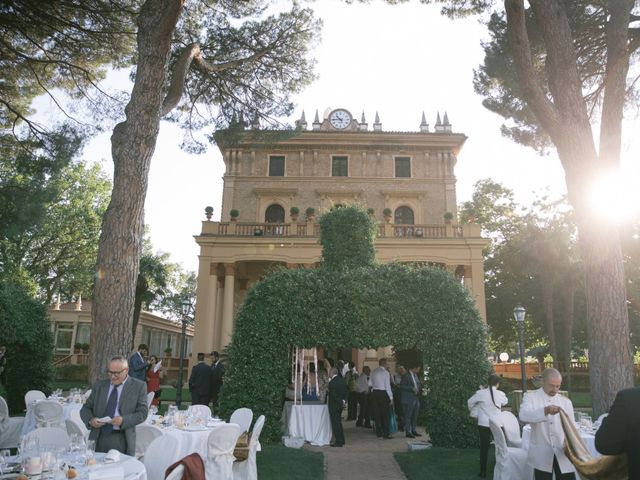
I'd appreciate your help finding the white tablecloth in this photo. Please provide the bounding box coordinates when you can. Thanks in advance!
[22,401,83,435]
[282,401,331,447]
[136,421,226,459]
[521,424,600,459]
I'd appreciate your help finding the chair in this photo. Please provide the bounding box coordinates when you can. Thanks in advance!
[68,409,89,438]
[23,426,70,450]
[229,408,253,433]
[187,404,211,419]
[65,418,86,440]
[147,391,155,408]
[24,390,46,406]
[488,417,530,480]
[233,415,265,480]
[498,411,523,448]
[143,435,181,480]
[205,423,241,480]
[165,464,184,480]
[135,424,164,459]
[0,395,24,449]
[33,400,64,427]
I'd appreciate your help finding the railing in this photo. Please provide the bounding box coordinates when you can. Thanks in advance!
[203,222,475,239]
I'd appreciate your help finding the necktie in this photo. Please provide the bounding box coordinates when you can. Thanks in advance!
[102,385,119,434]
[411,372,418,389]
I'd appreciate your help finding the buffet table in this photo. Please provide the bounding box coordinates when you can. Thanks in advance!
[282,401,331,447]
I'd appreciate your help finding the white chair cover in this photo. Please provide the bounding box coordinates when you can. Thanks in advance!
[229,408,253,433]
[232,415,265,480]
[24,426,70,449]
[24,390,46,406]
[135,424,164,459]
[498,411,522,448]
[34,400,64,427]
[146,392,155,408]
[187,405,211,419]
[205,423,241,480]
[66,418,86,440]
[143,434,181,480]
[0,395,24,449]
[68,408,89,438]
[488,417,530,480]
[165,464,184,480]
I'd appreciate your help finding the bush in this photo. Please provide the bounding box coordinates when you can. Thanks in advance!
[383,207,392,216]
[0,280,54,413]
[55,364,89,382]
[290,206,299,215]
[305,207,315,216]
[230,209,239,218]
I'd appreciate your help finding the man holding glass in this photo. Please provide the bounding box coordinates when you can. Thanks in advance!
[81,356,148,455]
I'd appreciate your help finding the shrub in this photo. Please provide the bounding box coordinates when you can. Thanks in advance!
[383,207,392,216]
[290,206,300,215]
[444,211,454,221]
[305,207,315,216]
[229,208,239,218]
[367,207,375,215]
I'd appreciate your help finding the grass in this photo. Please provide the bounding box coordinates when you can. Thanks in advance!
[395,446,496,480]
[257,444,324,480]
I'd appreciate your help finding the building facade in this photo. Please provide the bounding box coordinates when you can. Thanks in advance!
[192,108,487,365]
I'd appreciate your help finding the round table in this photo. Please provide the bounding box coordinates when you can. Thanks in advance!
[22,400,84,436]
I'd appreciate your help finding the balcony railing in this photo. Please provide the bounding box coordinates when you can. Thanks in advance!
[203,222,473,239]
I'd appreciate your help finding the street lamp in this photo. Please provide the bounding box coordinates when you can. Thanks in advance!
[513,303,527,392]
[175,299,191,409]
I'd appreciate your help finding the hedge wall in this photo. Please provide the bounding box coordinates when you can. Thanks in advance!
[219,206,490,447]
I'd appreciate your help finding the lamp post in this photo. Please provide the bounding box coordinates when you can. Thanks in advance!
[175,299,191,409]
[513,303,527,393]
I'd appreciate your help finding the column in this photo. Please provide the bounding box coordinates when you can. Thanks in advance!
[470,261,487,323]
[214,281,224,351]
[220,263,236,348]
[190,261,217,371]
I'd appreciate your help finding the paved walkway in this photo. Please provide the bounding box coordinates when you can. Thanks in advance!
[305,420,429,480]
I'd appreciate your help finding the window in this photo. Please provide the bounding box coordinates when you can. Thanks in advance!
[394,206,414,224]
[395,157,411,177]
[265,204,285,223]
[54,323,74,353]
[269,156,285,176]
[332,156,348,177]
[76,324,91,344]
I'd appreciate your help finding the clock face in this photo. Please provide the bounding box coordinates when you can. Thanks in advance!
[329,109,352,129]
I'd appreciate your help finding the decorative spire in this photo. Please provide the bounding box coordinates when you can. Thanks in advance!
[312,109,321,130]
[435,112,445,132]
[420,111,429,133]
[296,110,308,130]
[442,112,452,132]
[373,111,382,132]
[359,111,368,131]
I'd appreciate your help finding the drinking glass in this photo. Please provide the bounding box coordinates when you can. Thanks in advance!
[0,449,11,475]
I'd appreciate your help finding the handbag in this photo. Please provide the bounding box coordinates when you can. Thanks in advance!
[389,406,398,433]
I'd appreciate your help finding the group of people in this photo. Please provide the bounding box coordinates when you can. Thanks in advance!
[187,351,225,407]
[468,367,640,479]
[128,343,161,406]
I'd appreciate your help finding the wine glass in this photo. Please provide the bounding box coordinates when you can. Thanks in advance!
[0,449,11,475]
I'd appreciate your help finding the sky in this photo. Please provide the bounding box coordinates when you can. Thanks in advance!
[72,0,639,273]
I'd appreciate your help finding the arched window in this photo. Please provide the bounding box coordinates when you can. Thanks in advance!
[265,204,285,223]
[394,206,414,225]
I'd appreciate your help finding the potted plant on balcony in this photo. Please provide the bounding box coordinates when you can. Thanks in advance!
[444,211,454,224]
[305,207,316,222]
[229,209,239,221]
[81,343,90,354]
[290,206,300,222]
[205,206,214,220]
[367,207,375,216]
[383,208,392,223]
[73,342,82,354]
[164,346,173,357]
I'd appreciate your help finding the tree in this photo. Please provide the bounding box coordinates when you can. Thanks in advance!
[433,0,640,415]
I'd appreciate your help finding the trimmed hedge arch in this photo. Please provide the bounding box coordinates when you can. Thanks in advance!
[219,207,490,447]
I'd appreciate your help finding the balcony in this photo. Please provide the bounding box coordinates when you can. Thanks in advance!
[201,222,479,239]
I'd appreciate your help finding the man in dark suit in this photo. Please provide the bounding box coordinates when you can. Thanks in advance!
[81,355,148,455]
[400,365,422,438]
[189,352,213,405]
[210,351,224,408]
[595,387,640,479]
[128,344,148,382]
[327,367,348,447]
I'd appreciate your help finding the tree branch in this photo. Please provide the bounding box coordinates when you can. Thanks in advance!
[160,43,201,117]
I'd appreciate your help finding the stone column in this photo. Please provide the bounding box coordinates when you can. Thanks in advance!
[470,261,487,323]
[214,280,224,351]
[220,263,236,348]
[191,261,217,371]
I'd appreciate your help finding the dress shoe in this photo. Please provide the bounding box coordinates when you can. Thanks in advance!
[405,433,415,438]
[330,443,344,447]
[412,432,422,437]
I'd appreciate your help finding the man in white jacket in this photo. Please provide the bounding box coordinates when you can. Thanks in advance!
[519,368,576,480]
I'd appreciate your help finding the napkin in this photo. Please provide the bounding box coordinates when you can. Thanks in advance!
[103,449,121,463]
[88,466,124,480]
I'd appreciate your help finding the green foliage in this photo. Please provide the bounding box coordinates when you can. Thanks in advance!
[305,207,315,216]
[395,446,496,480]
[55,364,89,383]
[367,207,375,215]
[319,205,376,270]
[383,207,392,216]
[256,444,324,479]
[221,236,490,448]
[290,206,299,215]
[444,211,454,221]
[0,279,54,413]
[230,209,240,218]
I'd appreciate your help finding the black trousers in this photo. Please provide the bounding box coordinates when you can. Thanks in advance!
[372,390,391,437]
[190,393,211,406]
[356,392,370,426]
[347,391,358,420]
[534,456,576,480]
[329,405,345,445]
[478,425,491,475]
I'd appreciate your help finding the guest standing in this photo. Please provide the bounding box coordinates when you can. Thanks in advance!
[146,355,161,407]
[355,366,372,428]
[401,365,423,438]
[595,386,640,480]
[467,373,508,478]
[210,351,225,408]
[317,360,330,403]
[519,368,576,480]
[189,352,214,406]
[345,361,358,420]
[81,355,148,455]
[128,344,148,382]
[302,362,319,401]
[327,367,347,447]
[371,358,393,439]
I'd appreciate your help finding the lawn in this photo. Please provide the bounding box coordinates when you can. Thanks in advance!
[395,446,496,480]
[257,444,324,480]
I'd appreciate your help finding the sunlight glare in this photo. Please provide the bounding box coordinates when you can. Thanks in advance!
[589,166,640,223]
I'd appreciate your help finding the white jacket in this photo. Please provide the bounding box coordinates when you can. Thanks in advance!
[467,386,508,427]
[519,388,575,473]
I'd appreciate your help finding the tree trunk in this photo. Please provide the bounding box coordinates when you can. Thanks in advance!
[131,273,147,350]
[558,281,575,391]
[89,0,183,382]
[542,282,558,368]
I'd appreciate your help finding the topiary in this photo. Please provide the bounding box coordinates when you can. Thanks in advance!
[290,206,300,215]
[229,209,239,218]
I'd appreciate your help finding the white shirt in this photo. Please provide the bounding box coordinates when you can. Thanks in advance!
[106,378,127,430]
[355,374,370,393]
[467,386,508,427]
[519,387,575,474]
[370,366,393,400]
